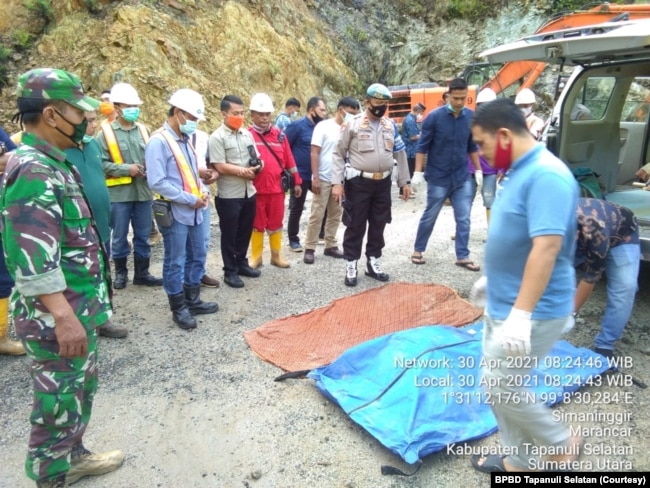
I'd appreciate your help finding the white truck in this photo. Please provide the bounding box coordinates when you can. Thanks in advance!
[481,19,650,261]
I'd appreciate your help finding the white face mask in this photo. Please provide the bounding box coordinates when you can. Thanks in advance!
[343,111,354,124]
[521,106,533,118]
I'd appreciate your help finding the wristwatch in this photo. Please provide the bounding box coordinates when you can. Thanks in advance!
[0,142,6,156]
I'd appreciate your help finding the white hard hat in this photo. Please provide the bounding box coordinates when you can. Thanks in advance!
[476,88,497,104]
[168,88,206,121]
[249,93,274,113]
[514,88,536,105]
[109,82,143,105]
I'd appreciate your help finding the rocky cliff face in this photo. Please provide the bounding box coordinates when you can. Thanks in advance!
[0,0,554,127]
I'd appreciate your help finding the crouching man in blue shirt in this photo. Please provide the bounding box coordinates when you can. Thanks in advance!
[574,198,640,358]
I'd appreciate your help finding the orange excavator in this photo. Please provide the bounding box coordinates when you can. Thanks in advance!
[475,2,650,96]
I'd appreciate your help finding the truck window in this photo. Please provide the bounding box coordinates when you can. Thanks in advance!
[618,76,650,186]
[622,77,650,123]
[573,77,615,121]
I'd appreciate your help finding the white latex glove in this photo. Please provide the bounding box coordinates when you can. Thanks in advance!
[562,314,576,334]
[411,171,425,188]
[500,308,532,356]
[474,170,483,191]
[470,275,487,309]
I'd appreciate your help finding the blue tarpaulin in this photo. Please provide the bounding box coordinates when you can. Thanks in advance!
[308,323,609,464]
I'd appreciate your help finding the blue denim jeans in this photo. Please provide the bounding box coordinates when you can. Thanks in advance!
[471,173,497,209]
[0,234,15,298]
[193,203,211,277]
[110,201,153,259]
[414,177,474,259]
[595,242,640,351]
[161,217,206,296]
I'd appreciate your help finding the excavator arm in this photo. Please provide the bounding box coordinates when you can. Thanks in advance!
[480,3,650,96]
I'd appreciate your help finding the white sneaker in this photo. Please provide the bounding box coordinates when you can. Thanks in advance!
[366,256,389,282]
[345,260,357,287]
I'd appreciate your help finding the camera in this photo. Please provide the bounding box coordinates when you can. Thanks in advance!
[247,145,263,173]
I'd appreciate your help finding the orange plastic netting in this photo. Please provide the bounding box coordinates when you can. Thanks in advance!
[244,282,483,372]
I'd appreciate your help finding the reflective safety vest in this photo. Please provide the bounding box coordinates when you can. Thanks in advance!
[101,120,149,187]
[152,128,202,198]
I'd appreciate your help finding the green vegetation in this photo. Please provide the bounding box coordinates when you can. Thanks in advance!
[82,0,101,14]
[11,29,33,51]
[24,0,55,26]
[444,0,499,22]
[548,0,625,15]
[0,45,11,90]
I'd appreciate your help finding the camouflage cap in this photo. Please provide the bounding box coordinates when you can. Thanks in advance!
[16,68,100,112]
[366,83,392,101]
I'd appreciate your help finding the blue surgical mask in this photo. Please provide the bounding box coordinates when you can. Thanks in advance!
[344,112,354,124]
[178,113,198,135]
[446,103,458,113]
[121,107,140,123]
[180,120,198,135]
[82,134,94,144]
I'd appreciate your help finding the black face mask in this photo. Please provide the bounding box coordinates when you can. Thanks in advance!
[368,103,387,118]
[53,108,88,145]
[311,112,323,125]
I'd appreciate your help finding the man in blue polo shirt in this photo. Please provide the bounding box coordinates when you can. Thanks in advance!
[469,98,579,474]
[410,78,482,270]
[284,96,327,252]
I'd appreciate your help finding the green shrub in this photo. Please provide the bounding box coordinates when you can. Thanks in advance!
[445,0,496,22]
[82,0,101,14]
[11,29,32,51]
[0,45,10,90]
[24,0,55,26]
[547,0,625,15]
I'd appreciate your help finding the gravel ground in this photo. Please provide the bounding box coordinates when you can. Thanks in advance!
[1,188,649,488]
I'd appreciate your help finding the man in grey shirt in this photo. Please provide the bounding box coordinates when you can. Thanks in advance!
[208,95,262,288]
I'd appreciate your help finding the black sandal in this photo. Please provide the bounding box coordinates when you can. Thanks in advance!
[471,454,507,473]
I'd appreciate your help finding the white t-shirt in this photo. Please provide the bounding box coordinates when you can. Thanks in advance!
[192,129,209,170]
[310,118,342,182]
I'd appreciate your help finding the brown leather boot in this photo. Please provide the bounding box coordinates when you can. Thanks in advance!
[0,297,25,355]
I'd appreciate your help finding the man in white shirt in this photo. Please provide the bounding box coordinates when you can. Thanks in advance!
[303,97,360,264]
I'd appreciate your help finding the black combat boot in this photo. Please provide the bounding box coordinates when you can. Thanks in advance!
[112,257,128,289]
[132,255,163,286]
[168,293,197,330]
[36,475,68,487]
[183,284,219,315]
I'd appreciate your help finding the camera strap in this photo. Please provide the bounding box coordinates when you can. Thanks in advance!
[257,132,285,171]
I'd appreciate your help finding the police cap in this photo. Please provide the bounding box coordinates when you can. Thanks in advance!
[366,83,392,101]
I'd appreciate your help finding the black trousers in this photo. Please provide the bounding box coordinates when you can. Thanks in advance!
[407,157,416,178]
[215,195,256,276]
[287,179,312,243]
[342,176,392,261]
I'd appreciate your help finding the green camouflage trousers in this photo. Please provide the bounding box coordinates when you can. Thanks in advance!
[22,329,98,482]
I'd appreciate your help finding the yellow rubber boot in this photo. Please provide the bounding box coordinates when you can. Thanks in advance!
[269,232,290,268]
[0,297,25,355]
[486,208,491,227]
[250,230,264,269]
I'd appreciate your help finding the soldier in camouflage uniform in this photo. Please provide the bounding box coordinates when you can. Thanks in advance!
[0,68,125,487]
